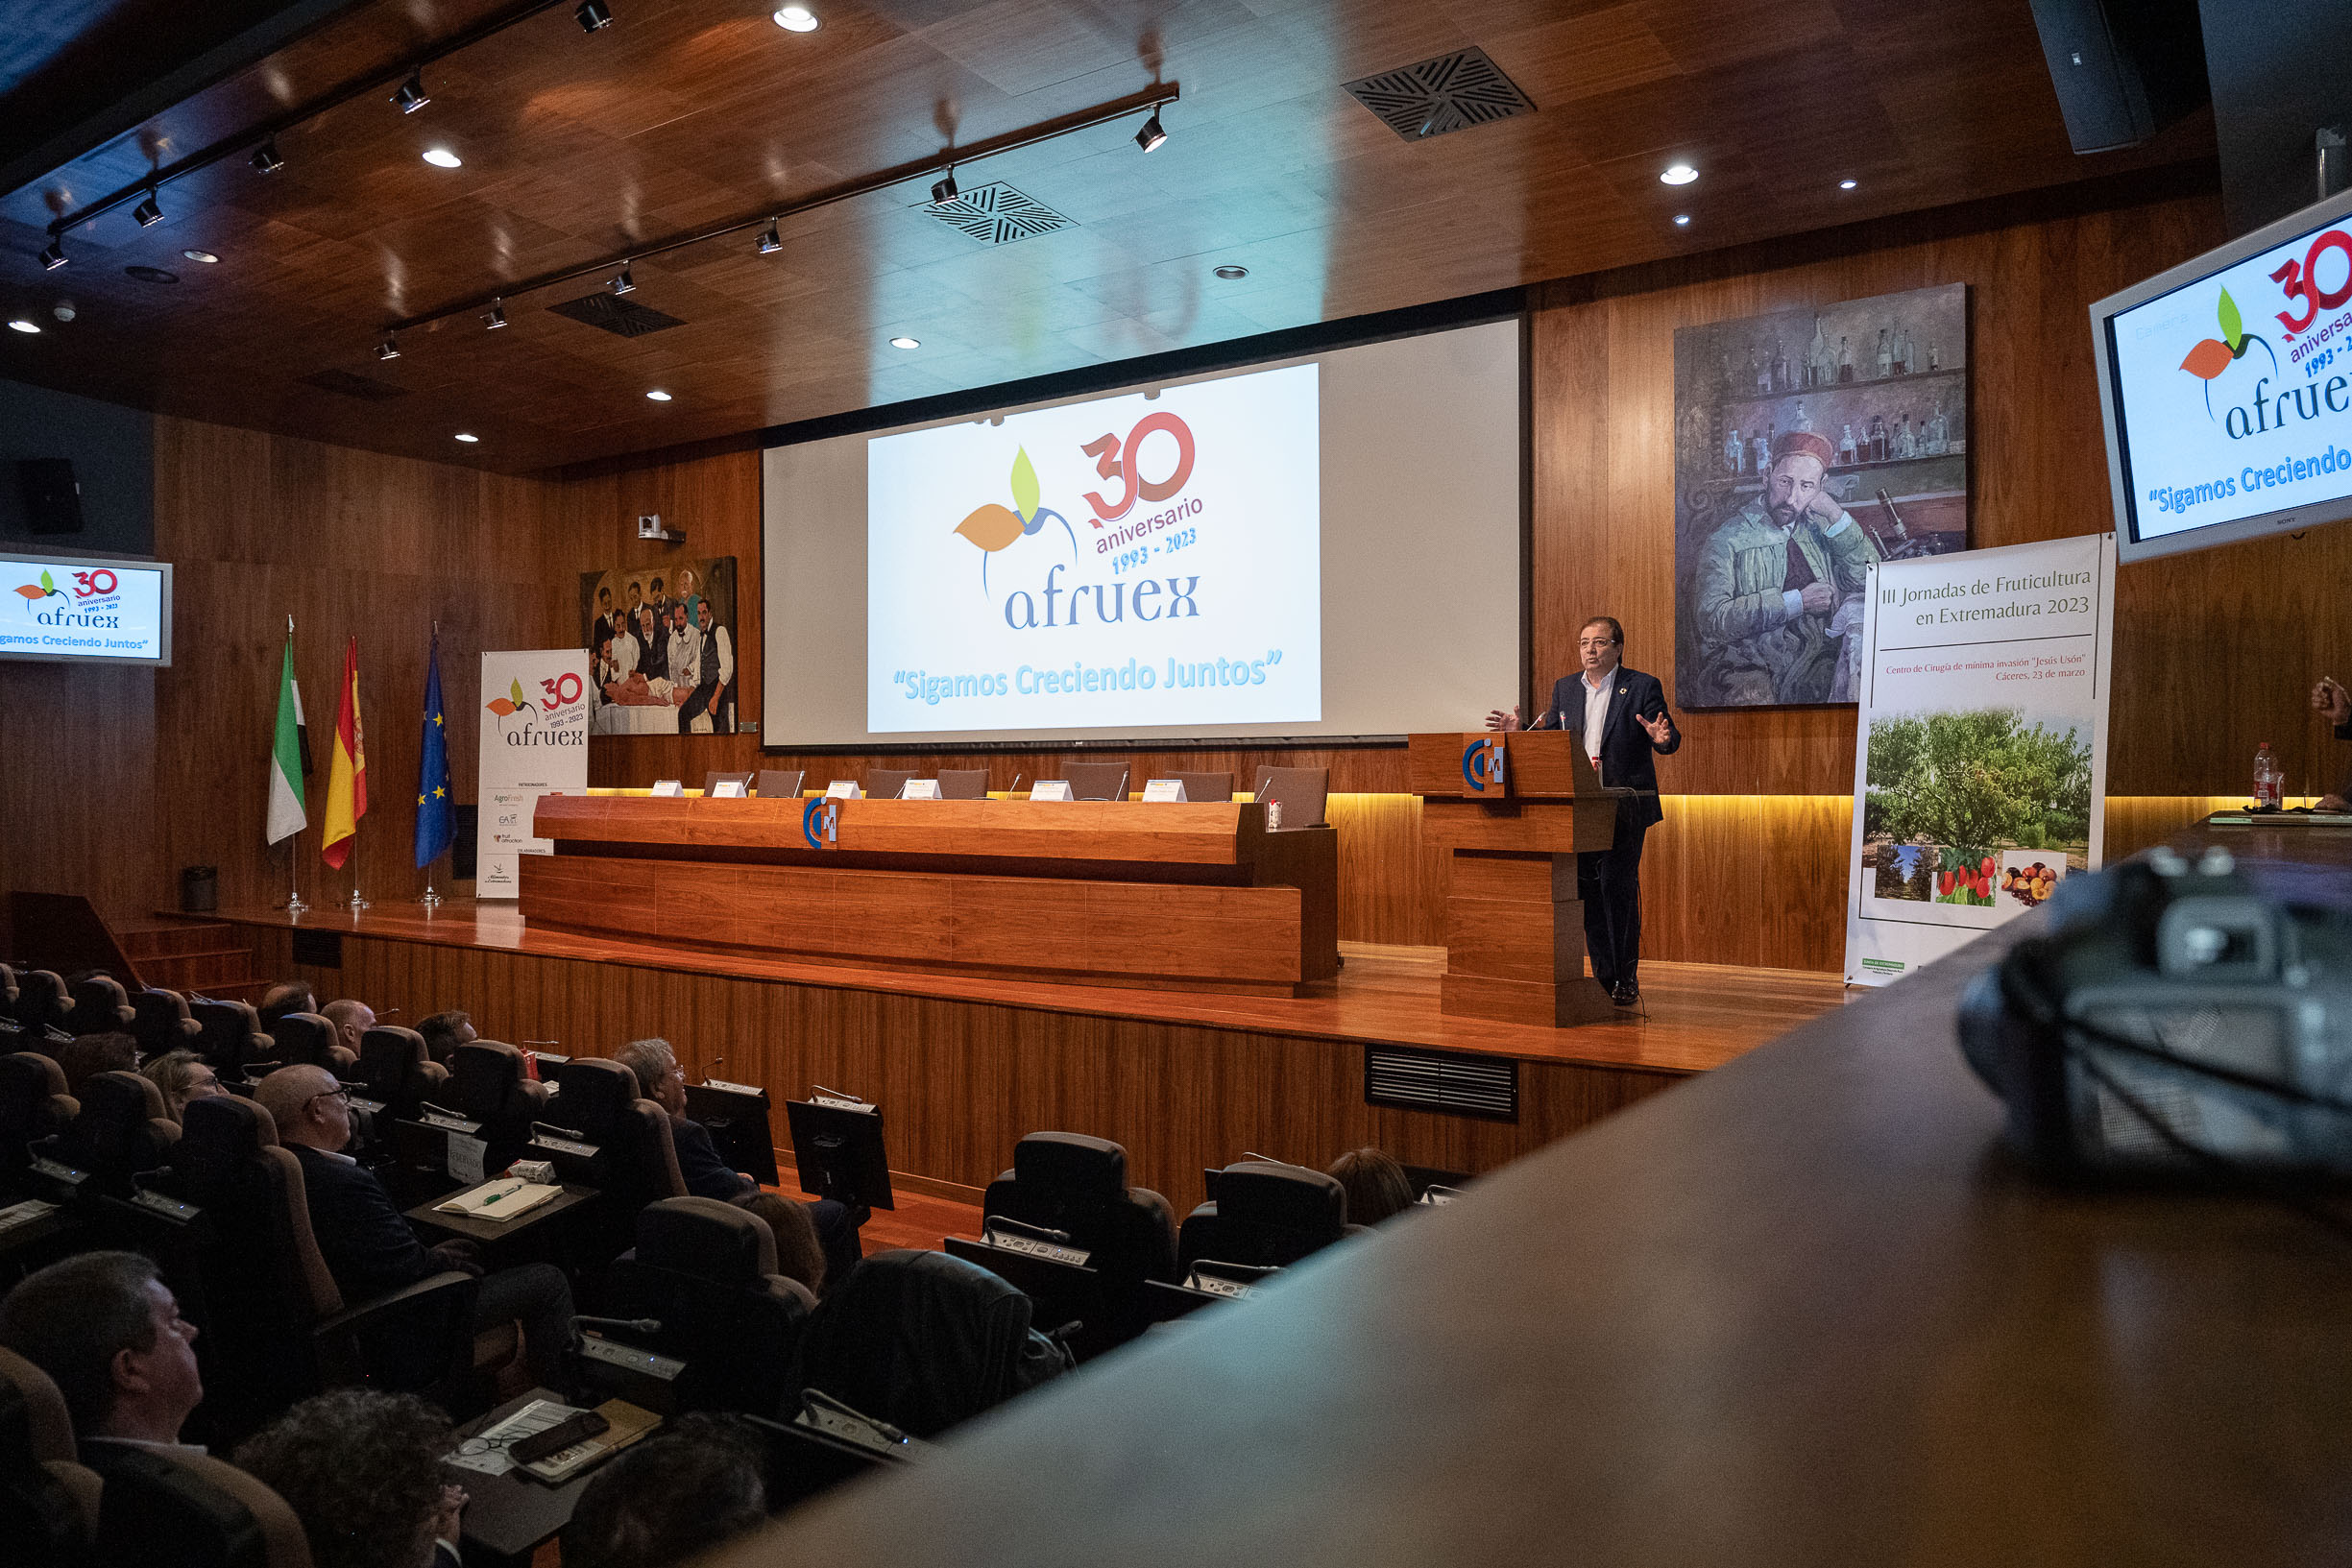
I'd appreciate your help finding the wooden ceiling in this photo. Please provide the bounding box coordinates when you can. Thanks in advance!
[0,0,2211,474]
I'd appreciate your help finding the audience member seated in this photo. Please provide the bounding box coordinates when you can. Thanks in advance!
[256,981,319,1031]
[562,1414,766,1568]
[615,1037,864,1280]
[321,1000,377,1063]
[233,1389,463,1568]
[0,1252,205,1457]
[738,1191,828,1298]
[254,1065,578,1389]
[140,1050,226,1123]
[791,1249,1071,1439]
[56,1033,135,1098]
[1327,1146,1414,1226]
[415,1011,476,1067]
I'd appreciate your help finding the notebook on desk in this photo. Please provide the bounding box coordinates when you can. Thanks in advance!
[434,1178,561,1221]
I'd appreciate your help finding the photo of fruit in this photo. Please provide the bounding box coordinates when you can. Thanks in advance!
[1998,849,2065,907]
[1932,846,1997,906]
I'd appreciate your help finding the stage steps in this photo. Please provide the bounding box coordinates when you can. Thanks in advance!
[122,918,269,1001]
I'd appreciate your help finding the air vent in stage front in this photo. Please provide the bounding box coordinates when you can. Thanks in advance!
[923,181,1074,246]
[1344,47,1537,141]
[548,291,686,337]
[1364,1044,1519,1122]
[302,369,410,401]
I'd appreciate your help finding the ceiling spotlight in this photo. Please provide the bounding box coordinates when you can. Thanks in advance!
[422,148,462,168]
[1660,162,1698,185]
[1839,178,1857,190]
[888,335,920,349]
[575,0,614,30]
[757,221,782,254]
[1213,263,1249,280]
[484,300,508,329]
[1673,213,1690,227]
[930,167,958,205]
[182,249,219,263]
[251,137,284,174]
[610,261,636,296]
[133,192,163,228]
[645,389,672,401]
[772,5,818,30]
[454,432,479,444]
[392,71,429,114]
[376,336,400,360]
[52,302,74,322]
[39,241,65,271]
[1135,108,1167,154]
[7,319,38,335]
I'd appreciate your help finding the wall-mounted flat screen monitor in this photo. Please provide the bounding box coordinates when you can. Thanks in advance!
[0,553,172,665]
[2096,182,2352,562]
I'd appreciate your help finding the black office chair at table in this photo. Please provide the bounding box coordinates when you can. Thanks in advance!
[972,1131,1176,1356]
[1176,1158,1360,1271]
[429,1041,550,1172]
[1057,760,1131,801]
[0,1346,101,1568]
[935,768,990,799]
[756,768,806,799]
[600,1195,815,1415]
[65,977,135,1038]
[187,999,274,1081]
[862,767,917,800]
[128,988,205,1060]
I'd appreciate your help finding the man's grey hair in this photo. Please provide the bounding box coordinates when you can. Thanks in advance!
[612,1038,676,1100]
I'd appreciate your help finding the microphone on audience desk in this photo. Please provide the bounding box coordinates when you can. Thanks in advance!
[575,1315,662,1336]
[376,1006,401,1019]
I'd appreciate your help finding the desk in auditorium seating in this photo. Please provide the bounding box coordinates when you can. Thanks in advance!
[741,817,2352,1567]
[520,795,1337,996]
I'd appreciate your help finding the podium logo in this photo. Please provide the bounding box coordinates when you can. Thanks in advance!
[802,796,839,849]
[1461,736,1505,793]
[955,446,1077,595]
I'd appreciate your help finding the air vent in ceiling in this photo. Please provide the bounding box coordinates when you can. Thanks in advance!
[547,291,685,337]
[1344,47,1537,141]
[302,369,409,401]
[923,181,1073,246]
[1364,1044,1519,1122]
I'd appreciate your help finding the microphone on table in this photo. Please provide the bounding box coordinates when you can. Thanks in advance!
[1009,773,1026,795]
[575,1315,662,1336]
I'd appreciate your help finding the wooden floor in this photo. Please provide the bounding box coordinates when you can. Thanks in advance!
[207,900,1842,1076]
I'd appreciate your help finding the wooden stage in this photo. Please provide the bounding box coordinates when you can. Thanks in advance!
[209,899,1842,1213]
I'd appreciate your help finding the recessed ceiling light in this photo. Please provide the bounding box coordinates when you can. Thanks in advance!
[1672,213,1690,227]
[1660,162,1698,185]
[645,389,672,401]
[423,148,462,168]
[124,266,179,284]
[772,5,818,30]
[454,432,479,444]
[182,249,219,263]
[1213,264,1249,280]
[7,319,38,335]
[1839,178,1857,190]
[888,335,919,349]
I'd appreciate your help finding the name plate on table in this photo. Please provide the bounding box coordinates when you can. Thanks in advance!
[982,1224,1092,1268]
[1030,780,1074,801]
[901,779,942,800]
[711,780,746,798]
[650,779,683,797]
[1141,779,1188,802]
[824,780,862,799]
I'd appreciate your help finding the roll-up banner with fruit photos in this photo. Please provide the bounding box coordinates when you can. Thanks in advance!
[1843,533,2116,986]
[475,649,590,900]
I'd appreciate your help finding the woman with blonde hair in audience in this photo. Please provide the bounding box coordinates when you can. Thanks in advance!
[1327,1146,1416,1226]
[737,1190,829,1298]
[141,1049,227,1122]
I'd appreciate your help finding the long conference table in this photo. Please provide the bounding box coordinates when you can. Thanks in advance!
[520,794,1338,996]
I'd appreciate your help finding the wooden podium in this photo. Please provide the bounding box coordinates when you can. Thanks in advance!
[1407,732,1628,1028]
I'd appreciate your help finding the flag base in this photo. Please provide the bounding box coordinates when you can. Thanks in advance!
[417,884,444,908]
[281,895,310,915]
[345,889,371,911]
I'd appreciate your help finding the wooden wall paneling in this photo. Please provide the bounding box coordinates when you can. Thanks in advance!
[0,663,158,928]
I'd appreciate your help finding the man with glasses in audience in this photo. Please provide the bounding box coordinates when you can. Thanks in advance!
[256,1065,578,1389]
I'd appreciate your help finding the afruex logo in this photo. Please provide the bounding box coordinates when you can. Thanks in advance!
[953,446,1078,594]
[2178,286,2278,420]
[484,673,586,747]
[13,567,124,627]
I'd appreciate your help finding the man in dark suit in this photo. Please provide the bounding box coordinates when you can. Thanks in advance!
[1489,615,1681,1005]
[255,1065,578,1389]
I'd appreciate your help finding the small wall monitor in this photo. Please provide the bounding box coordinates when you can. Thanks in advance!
[2095,181,2352,562]
[0,552,172,665]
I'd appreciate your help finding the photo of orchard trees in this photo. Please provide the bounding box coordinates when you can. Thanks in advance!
[1864,709,2092,907]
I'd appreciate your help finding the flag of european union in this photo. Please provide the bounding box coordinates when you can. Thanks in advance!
[415,633,453,868]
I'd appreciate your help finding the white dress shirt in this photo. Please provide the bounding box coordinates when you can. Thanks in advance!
[1581,667,1614,781]
[668,623,704,688]
[711,625,734,688]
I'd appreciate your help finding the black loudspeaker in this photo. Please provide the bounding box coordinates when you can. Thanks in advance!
[451,806,478,880]
[2026,0,2208,154]
[14,459,84,535]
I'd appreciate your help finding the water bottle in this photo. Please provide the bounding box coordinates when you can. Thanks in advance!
[2254,741,2280,808]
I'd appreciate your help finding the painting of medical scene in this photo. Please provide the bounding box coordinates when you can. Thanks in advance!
[581,557,740,735]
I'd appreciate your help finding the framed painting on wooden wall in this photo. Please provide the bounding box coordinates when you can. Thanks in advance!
[580,555,740,735]
[1671,282,1969,708]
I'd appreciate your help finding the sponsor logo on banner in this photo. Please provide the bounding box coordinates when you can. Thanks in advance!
[12,566,124,626]
[475,650,591,900]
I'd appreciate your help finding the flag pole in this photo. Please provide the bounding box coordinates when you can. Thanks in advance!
[282,615,310,915]
[347,830,368,911]
[419,619,444,908]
